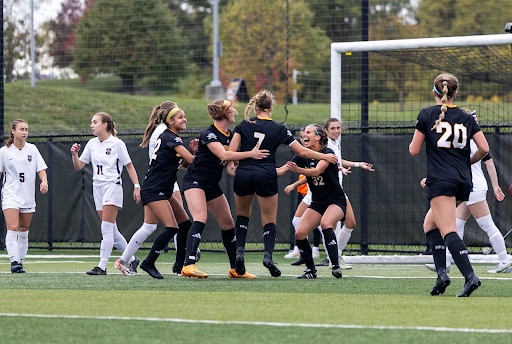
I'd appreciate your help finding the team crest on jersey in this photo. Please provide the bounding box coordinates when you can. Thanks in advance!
[287,130,292,137]
[174,137,183,143]
[27,155,32,162]
[207,133,218,141]
[106,148,111,155]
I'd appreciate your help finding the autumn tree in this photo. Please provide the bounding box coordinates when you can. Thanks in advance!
[216,0,330,101]
[73,0,190,93]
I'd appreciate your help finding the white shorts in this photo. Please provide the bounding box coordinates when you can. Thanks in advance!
[173,182,180,193]
[1,204,35,213]
[466,189,487,206]
[93,182,123,211]
[302,192,312,206]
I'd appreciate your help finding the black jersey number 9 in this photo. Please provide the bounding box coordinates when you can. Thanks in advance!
[436,122,467,149]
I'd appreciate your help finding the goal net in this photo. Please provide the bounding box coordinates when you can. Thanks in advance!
[330,34,512,263]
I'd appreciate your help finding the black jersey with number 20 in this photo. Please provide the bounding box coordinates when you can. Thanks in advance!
[415,105,481,185]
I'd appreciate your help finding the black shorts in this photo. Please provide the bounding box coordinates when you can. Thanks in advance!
[427,180,471,202]
[140,188,173,206]
[233,168,278,197]
[182,177,224,202]
[309,197,347,221]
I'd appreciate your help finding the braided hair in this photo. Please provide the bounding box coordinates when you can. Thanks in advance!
[431,73,459,130]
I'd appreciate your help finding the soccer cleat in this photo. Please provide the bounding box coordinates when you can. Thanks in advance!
[430,268,451,296]
[181,264,208,279]
[130,257,140,274]
[425,263,450,273]
[331,265,343,279]
[228,268,257,279]
[339,256,352,270]
[312,249,321,259]
[457,272,481,297]
[263,257,281,277]
[315,258,330,267]
[86,266,106,275]
[114,258,134,276]
[140,260,163,279]
[297,268,317,279]
[10,261,25,273]
[291,257,305,266]
[284,250,300,259]
[172,263,183,274]
[235,253,246,276]
[487,261,512,274]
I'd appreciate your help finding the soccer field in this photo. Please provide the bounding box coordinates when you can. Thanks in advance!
[1,251,511,344]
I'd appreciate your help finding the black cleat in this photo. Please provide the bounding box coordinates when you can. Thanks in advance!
[130,257,140,274]
[457,272,481,297]
[140,260,163,279]
[235,253,246,276]
[315,258,330,267]
[11,261,25,273]
[331,266,342,279]
[430,268,451,296]
[297,268,317,279]
[291,257,305,266]
[172,262,183,274]
[263,257,281,277]
[86,266,106,275]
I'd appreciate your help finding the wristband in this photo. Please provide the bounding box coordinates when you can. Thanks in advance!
[134,184,140,189]
[354,162,360,168]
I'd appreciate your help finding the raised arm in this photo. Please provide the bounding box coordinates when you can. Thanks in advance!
[208,141,269,161]
[289,141,337,164]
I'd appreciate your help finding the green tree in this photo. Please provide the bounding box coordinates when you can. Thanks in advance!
[216,0,330,101]
[73,0,190,93]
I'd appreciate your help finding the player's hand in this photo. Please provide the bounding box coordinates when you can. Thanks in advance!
[285,161,299,172]
[249,142,269,159]
[324,153,338,164]
[189,139,199,154]
[70,143,81,154]
[284,184,295,194]
[341,166,351,175]
[494,186,505,201]
[360,162,375,171]
[420,178,427,188]
[133,188,141,204]
[40,181,48,194]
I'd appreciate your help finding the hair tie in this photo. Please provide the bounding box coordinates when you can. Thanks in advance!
[433,85,442,96]
[166,107,182,123]
[223,100,231,107]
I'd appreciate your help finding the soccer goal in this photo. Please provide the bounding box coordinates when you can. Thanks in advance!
[329,33,512,264]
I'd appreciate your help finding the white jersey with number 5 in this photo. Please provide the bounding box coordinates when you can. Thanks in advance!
[0,143,47,208]
[79,135,132,186]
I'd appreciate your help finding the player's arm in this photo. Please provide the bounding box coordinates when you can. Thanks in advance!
[38,169,48,194]
[341,159,375,171]
[70,143,86,171]
[286,160,329,177]
[125,162,141,203]
[409,129,425,157]
[208,141,269,161]
[483,158,505,201]
[174,145,195,168]
[290,141,337,164]
[470,131,489,164]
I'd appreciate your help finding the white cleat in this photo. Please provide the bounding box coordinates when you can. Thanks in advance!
[487,261,512,274]
[284,250,300,259]
[115,258,135,276]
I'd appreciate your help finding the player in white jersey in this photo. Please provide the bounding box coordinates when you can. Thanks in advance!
[318,118,374,269]
[71,112,141,275]
[0,119,48,273]
[425,113,511,274]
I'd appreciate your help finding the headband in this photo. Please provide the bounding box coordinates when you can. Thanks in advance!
[433,85,442,96]
[309,125,320,136]
[166,107,182,123]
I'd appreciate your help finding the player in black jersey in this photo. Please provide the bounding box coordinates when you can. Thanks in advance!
[180,99,269,279]
[277,124,346,279]
[130,104,197,279]
[410,73,489,297]
[228,89,337,277]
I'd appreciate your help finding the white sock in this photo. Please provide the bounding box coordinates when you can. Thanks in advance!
[5,230,18,263]
[476,214,509,264]
[113,222,128,252]
[337,226,353,252]
[121,223,157,263]
[99,221,114,270]
[17,231,29,264]
[312,246,319,253]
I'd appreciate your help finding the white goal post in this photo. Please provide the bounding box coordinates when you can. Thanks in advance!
[330,33,512,119]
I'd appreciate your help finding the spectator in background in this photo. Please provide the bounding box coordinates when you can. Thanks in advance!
[1,119,48,273]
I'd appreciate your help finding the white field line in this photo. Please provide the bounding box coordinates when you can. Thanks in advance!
[0,313,511,334]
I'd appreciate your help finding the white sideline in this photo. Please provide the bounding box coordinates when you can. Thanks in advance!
[1,313,511,334]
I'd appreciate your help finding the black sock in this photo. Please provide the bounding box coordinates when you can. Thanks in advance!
[445,231,474,279]
[313,228,321,247]
[426,229,446,272]
[174,220,192,268]
[222,228,237,268]
[145,227,179,264]
[263,223,277,258]
[184,221,205,266]
[322,228,339,266]
[235,216,249,255]
[296,238,315,270]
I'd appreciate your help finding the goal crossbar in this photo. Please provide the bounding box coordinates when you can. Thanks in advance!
[330,34,512,118]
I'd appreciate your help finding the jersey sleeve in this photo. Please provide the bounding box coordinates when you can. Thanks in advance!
[281,126,296,146]
[33,146,48,172]
[117,140,132,166]
[79,140,92,164]
[415,109,429,135]
[0,148,5,173]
